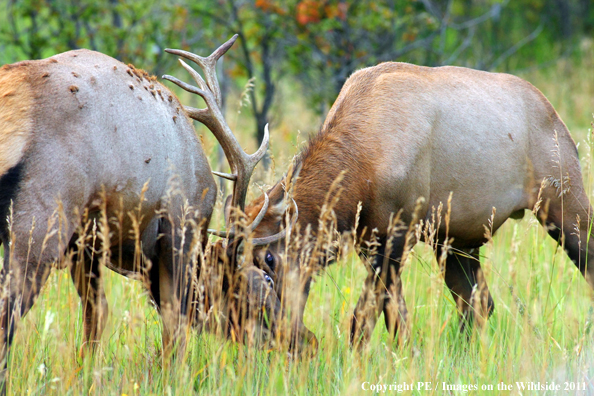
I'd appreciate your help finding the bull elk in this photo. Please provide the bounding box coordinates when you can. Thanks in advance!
[0,35,275,391]
[224,62,594,348]
[163,36,316,348]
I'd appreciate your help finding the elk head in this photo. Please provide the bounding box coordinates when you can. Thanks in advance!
[240,162,320,352]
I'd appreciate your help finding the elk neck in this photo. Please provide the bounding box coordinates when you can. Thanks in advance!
[295,117,378,233]
[246,121,376,241]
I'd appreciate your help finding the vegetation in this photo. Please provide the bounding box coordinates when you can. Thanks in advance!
[1,0,594,395]
[1,0,593,141]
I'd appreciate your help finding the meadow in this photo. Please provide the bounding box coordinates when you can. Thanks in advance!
[3,43,594,395]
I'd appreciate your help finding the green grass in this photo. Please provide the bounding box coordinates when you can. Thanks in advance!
[4,51,594,395]
[7,213,594,395]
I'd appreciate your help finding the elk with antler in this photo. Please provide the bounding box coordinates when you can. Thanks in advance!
[0,36,276,391]
[210,62,594,349]
[163,36,316,347]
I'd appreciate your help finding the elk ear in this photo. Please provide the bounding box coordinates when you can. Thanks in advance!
[263,159,302,219]
[266,183,287,217]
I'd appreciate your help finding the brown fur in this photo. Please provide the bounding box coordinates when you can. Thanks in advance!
[247,64,416,238]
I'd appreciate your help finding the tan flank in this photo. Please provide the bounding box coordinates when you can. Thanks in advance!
[0,65,33,176]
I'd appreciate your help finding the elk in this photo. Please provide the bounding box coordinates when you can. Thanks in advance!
[0,35,275,391]
[163,37,317,349]
[223,62,594,348]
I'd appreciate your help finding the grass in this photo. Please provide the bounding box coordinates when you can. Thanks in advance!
[3,49,594,395]
[8,212,594,395]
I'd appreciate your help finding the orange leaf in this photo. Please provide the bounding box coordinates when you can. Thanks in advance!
[296,0,321,25]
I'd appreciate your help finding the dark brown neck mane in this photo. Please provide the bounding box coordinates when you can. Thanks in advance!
[292,120,375,233]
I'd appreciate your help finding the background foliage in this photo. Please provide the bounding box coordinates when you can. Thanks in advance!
[1,0,593,143]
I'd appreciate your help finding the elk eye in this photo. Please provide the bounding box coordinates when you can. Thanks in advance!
[264,252,275,270]
[264,273,274,287]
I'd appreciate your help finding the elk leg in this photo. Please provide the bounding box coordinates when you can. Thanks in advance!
[350,271,379,347]
[0,194,77,395]
[350,238,407,347]
[382,266,408,343]
[437,247,494,332]
[287,277,318,355]
[539,186,594,289]
[0,241,55,394]
[70,249,107,357]
[153,217,192,362]
[157,263,187,360]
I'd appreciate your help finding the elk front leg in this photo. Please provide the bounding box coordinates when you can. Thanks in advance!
[437,247,494,332]
[154,217,192,362]
[350,238,408,347]
[0,262,52,395]
[157,263,187,360]
[538,180,594,291]
[0,239,57,394]
[70,251,108,356]
[284,274,318,355]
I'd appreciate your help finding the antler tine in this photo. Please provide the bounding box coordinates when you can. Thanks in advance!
[178,59,210,92]
[183,106,211,123]
[161,73,214,126]
[227,123,270,217]
[251,199,298,246]
[161,73,202,95]
[252,123,270,166]
[248,193,270,232]
[212,170,237,181]
[165,34,238,108]
[165,34,237,65]
[206,191,268,240]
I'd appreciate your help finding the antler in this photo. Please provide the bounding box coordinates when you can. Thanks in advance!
[249,161,302,245]
[251,198,298,246]
[206,191,270,239]
[163,35,269,236]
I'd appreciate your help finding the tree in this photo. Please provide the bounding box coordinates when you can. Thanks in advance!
[191,0,287,152]
[2,0,592,148]
[275,0,538,109]
[0,0,210,77]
